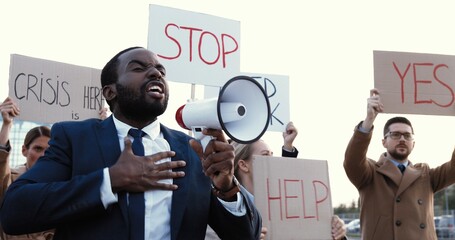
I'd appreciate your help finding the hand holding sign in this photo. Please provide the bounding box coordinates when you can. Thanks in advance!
[0,97,20,125]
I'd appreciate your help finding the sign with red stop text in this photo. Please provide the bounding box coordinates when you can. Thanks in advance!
[148,4,240,86]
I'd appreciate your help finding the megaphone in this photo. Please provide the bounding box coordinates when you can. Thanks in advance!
[175,75,271,149]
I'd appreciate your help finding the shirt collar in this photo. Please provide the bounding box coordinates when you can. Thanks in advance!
[112,115,161,140]
[390,158,409,167]
[383,152,409,167]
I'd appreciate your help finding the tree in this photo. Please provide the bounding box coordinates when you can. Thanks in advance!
[334,199,359,220]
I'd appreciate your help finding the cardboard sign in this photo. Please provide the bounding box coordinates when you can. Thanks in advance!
[9,54,103,124]
[204,73,290,132]
[374,50,455,116]
[148,4,241,86]
[252,156,333,240]
[247,73,290,132]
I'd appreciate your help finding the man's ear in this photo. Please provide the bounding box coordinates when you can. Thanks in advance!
[238,159,250,173]
[102,84,116,102]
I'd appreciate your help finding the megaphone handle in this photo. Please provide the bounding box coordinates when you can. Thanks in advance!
[199,135,213,152]
[192,127,213,152]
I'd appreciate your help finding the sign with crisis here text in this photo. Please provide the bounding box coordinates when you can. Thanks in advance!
[9,54,104,124]
[252,156,333,240]
[148,4,241,86]
[374,50,455,116]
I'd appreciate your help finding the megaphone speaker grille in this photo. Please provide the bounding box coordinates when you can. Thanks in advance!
[218,75,271,144]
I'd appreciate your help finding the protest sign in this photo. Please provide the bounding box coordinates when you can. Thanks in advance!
[374,50,455,115]
[9,54,103,124]
[253,156,333,240]
[204,73,290,132]
[148,4,240,86]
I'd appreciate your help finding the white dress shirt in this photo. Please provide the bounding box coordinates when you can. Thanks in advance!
[100,116,246,239]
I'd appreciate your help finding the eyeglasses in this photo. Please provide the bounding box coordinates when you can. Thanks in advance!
[384,131,414,141]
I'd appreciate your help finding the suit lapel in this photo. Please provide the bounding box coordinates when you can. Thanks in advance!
[396,164,421,196]
[95,121,193,237]
[161,125,190,240]
[377,159,402,186]
[95,116,122,167]
[94,116,129,225]
[377,158,422,195]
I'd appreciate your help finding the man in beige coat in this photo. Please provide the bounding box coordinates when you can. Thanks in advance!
[344,88,455,240]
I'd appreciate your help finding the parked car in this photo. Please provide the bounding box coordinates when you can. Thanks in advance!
[435,216,442,237]
[341,218,355,225]
[346,218,360,234]
[437,215,455,238]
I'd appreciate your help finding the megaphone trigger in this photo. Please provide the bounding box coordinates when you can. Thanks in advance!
[191,126,214,152]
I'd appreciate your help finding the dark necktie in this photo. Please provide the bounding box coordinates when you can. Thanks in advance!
[128,128,146,240]
[398,164,406,174]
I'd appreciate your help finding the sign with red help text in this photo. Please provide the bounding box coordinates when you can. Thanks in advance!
[252,156,333,240]
[374,50,455,115]
[8,54,104,124]
[148,4,240,86]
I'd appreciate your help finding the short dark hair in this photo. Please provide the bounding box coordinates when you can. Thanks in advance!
[100,46,143,111]
[383,116,414,136]
[24,126,51,149]
[100,46,143,88]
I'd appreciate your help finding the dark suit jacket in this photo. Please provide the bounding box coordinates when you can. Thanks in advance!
[0,116,261,240]
[281,147,298,158]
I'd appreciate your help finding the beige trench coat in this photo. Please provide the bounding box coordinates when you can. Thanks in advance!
[344,125,455,240]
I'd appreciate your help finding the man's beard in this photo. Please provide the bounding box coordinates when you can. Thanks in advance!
[115,83,168,122]
[388,148,409,161]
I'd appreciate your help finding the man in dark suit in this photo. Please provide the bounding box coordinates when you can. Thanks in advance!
[0,47,262,240]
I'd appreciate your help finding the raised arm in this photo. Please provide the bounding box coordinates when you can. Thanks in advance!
[0,97,20,200]
[282,121,299,157]
[283,121,298,151]
[344,89,383,188]
[361,88,383,131]
[0,97,20,146]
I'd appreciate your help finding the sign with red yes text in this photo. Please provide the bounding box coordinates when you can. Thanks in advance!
[148,4,240,86]
[252,156,333,240]
[374,50,455,115]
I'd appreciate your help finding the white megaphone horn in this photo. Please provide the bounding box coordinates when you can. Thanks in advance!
[175,75,271,149]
